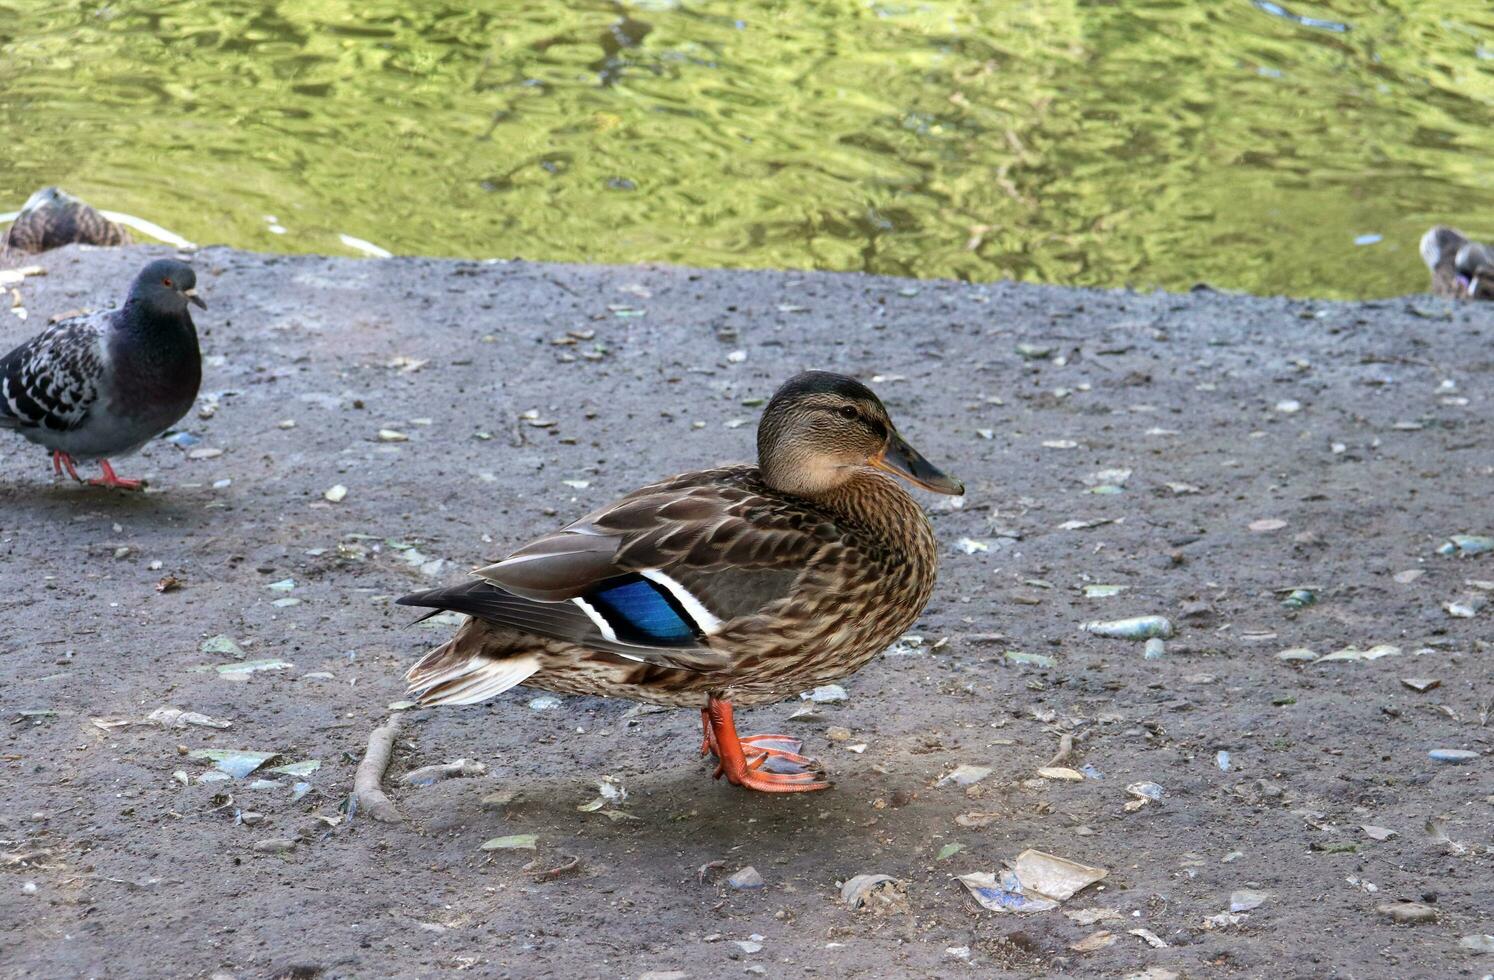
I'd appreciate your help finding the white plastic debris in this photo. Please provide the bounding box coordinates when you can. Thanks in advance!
[1081,616,1173,640]
[957,849,1108,913]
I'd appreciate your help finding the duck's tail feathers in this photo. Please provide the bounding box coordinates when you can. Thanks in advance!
[405,630,541,706]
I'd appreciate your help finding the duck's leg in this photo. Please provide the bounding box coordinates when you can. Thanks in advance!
[702,695,829,793]
[51,450,84,483]
[87,459,143,491]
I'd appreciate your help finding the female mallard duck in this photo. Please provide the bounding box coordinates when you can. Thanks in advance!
[398,371,963,793]
[1420,225,1493,300]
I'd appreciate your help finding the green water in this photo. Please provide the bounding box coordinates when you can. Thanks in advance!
[2,1,1490,298]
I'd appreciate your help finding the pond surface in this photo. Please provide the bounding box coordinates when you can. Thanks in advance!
[1,0,1489,297]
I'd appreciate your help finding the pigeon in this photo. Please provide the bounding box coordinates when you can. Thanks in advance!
[0,258,205,489]
[1420,225,1494,300]
[2,186,132,255]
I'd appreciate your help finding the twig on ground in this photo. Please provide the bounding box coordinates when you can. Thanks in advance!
[1045,731,1075,769]
[401,759,487,786]
[354,715,404,823]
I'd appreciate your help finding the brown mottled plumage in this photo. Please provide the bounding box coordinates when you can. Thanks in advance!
[3,187,131,255]
[398,371,963,792]
[1420,225,1494,301]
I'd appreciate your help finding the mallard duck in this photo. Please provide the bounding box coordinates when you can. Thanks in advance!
[1420,225,1494,300]
[398,371,963,793]
[2,186,131,255]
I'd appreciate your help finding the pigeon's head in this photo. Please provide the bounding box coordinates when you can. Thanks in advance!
[130,258,207,314]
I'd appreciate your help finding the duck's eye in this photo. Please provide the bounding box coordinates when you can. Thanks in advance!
[838,405,859,421]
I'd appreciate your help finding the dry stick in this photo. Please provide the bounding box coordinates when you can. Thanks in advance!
[1044,731,1075,769]
[354,715,404,823]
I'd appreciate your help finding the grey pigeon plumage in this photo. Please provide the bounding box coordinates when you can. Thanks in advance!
[2,186,132,255]
[0,258,205,489]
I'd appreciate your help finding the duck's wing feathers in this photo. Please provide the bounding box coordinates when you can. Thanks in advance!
[1456,240,1494,299]
[0,310,111,432]
[2,187,130,254]
[397,468,836,673]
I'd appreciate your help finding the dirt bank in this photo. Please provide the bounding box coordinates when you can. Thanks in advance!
[0,246,1489,979]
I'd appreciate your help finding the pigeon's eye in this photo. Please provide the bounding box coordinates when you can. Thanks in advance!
[162,278,172,287]
[838,405,859,421]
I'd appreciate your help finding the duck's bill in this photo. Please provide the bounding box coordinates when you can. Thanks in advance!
[871,431,964,495]
[185,288,207,310]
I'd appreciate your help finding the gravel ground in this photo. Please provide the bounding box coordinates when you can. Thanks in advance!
[0,245,1490,980]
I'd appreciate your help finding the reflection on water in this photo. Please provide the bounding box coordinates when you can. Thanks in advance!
[0,0,1489,298]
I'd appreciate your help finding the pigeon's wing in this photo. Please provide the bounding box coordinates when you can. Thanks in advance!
[0,310,110,433]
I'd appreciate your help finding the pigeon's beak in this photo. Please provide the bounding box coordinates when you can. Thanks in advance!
[869,429,964,495]
[184,288,207,311]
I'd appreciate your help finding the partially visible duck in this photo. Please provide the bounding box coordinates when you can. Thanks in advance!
[1420,225,1494,300]
[2,186,131,255]
[398,371,964,793]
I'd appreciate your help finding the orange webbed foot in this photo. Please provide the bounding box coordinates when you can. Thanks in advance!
[702,697,830,793]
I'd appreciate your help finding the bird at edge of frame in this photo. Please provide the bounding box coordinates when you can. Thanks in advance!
[1420,225,1493,301]
[0,258,206,490]
[2,186,132,255]
[398,370,965,793]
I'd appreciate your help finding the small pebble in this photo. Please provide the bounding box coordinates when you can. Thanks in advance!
[727,866,764,890]
[1377,901,1436,925]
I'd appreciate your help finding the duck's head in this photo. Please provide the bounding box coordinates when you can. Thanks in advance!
[757,370,963,498]
[1420,225,1468,274]
[129,258,207,314]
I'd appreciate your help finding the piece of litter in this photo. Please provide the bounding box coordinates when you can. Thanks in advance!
[1437,535,1494,557]
[1427,749,1477,763]
[1400,678,1440,693]
[1081,616,1173,640]
[801,685,848,704]
[1129,928,1168,948]
[955,537,990,554]
[208,659,294,675]
[188,749,279,779]
[324,485,348,503]
[146,707,231,730]
[1313,644,1401,664]
[957,849,1108,914]
[1360,825,1397,841]
[938,765,993,787]
[840,874,902,910]
[480,834,537,851]
[1230,889,1269,912]
[200,635,245,659]
[1037,767,1085,782]
[1249,518,1287,533]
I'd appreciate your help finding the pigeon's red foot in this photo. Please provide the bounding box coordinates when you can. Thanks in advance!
[700,696,830,793]
[86,459,143,491]
[50,450,83,483]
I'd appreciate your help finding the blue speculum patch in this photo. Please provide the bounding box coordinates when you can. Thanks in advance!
[588,577,696,644]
